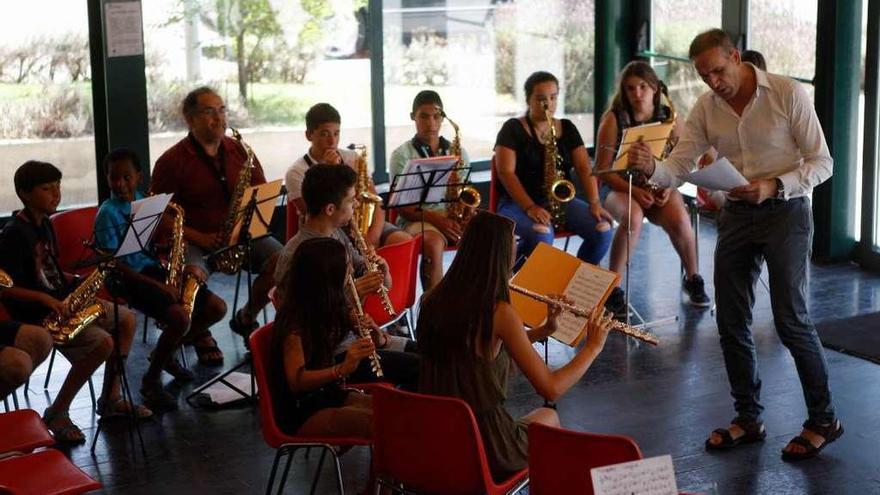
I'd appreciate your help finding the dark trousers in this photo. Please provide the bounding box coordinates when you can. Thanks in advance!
[714,197,835,426]
[335,340,419,391]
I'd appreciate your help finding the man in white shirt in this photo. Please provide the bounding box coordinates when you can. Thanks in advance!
[628,29,841,461]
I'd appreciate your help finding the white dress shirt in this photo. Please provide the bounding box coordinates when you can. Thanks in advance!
[652,65,833,200]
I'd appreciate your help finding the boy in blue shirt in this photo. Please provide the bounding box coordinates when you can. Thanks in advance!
[95,148,227,410]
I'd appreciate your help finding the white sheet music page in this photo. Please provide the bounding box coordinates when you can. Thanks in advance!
[388,156,458,207]
[553,263,617,346]
[591,455,678,495]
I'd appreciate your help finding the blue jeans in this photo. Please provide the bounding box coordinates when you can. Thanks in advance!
[497,198,612,265]
[715,197,835,426]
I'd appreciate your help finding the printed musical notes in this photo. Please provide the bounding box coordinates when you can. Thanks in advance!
[591,454,678,495]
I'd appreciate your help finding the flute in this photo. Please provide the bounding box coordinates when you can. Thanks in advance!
[509,284,659,346]
[346,274,384,377]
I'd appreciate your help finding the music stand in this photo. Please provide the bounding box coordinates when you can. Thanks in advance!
[185,181,282,407]
[86,193,171,459]
[594,167,677,335]
[387,156,470,295]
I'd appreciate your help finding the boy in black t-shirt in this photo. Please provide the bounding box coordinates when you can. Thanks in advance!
[0,161,150,444]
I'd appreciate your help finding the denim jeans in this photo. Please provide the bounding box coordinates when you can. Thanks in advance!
[497,197,613,265]
[714,197,835,425]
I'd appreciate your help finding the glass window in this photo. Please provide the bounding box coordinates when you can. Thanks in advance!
[143,0,373,181]
[381,0,596,165]
[0,1,94,213]
[749,0,818,81]
[652,0,722,58]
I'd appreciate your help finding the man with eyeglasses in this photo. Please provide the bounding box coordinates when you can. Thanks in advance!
[151,86,282,365]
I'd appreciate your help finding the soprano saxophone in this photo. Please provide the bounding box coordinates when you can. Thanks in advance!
[207,128,253,274]
[346,273,383,378]
[165,202,203,320]
[44,265,110,345]
[347,221,396,317]
[508,283,659,346]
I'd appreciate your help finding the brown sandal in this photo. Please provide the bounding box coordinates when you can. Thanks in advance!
[192,335,224,366]
[43,409,86,444]
[705,419,766,450]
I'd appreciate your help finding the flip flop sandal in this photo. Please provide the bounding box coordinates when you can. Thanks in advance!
[705,421,767,450]
[192,336,224,366]
[97,397,153,420]
[782,420,844,461]
[42,409,86,444]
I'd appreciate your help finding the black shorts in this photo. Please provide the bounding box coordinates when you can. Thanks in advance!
[0,320,24,347]
[123,265,215,324]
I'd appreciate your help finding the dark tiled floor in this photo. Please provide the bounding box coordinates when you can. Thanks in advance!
[7,216,880,494]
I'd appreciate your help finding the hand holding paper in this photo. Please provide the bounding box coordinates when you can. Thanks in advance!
[683,157,748,191]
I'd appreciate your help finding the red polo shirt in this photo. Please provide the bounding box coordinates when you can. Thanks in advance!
[152,133,267,233]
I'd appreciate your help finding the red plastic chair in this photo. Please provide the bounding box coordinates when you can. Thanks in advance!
[364,235,422,329]
[0,410,54,456]
[249,323,372,495]
[527,422,643,495]
[0,449,102,494]
[372,386,529,495]
[489,157,572,252]
[49,206,100,277]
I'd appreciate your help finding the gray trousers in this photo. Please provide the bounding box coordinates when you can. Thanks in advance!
[714,197,835,426]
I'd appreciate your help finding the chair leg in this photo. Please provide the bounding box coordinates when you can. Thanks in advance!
[43,347,57,389]
[265,448,286,495]
[11,388,19,410]
[405,309,415,340]
[87,377,96,409]
[142,316,149,344]
[179,346,188,369]
[563,236,570,253]
[329,448,345,495]
[308,448,329,495]
[278,447,297,495]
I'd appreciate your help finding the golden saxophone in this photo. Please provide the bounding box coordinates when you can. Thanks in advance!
[346,273,383,378]
[509,283,659,346]
[348,144,383,237]
[541,102,575,230]
[347,221,396,317]
[442,110,481,227]
[0,269,12,288]
[44,265,110,345]
[165,202,203,321]
[207,127,253,274]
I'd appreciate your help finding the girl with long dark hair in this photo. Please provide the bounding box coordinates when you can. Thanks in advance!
[418,211,614,479]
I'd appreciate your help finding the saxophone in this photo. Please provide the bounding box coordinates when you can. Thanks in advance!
[347,221,396,317]
[207,128,253,274]
[345,273,383,378]
[542,101,576,230]
[348,144,383,236]
[165,202,203,320]
[43,265,109,345]
[442,110,481,226]
[0,269,12,288]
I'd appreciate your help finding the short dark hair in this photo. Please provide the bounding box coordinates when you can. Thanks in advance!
[688,29,736,59]
[14,160,62,200]
[411,90,443,115]
[305,103,341,133]
[182,86,219,118]
[523,71,559,100]
[301,164,357,217]
[741,50,767,71]
[103,148,142,176]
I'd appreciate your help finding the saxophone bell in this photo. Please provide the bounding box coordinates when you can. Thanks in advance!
[550,179,575,203]
[456,186,481,209]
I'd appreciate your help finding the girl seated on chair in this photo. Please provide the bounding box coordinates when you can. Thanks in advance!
[417,210,614,480]
[271,237,381,437]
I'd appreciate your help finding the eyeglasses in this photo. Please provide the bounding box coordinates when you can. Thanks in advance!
[195,106,227,118]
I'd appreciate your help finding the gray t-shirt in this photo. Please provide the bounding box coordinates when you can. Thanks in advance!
[274,226,366,292]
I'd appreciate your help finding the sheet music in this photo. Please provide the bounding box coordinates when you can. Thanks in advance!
[387,156,459,207]
[612,122,673,170]
[116,193,172,257]
[553,263,618,346]
[229,179,283,245]
[683,157,748,191]
[591,455,678,495]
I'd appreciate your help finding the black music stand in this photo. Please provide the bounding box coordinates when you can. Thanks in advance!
[387,157,471,330]
[185,184,281,407]
[86,195,170,459]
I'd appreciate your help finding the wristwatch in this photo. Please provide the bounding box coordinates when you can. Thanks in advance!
[775,178,785,200]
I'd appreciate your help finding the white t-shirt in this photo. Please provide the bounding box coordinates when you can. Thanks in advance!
[285,148,360,200]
